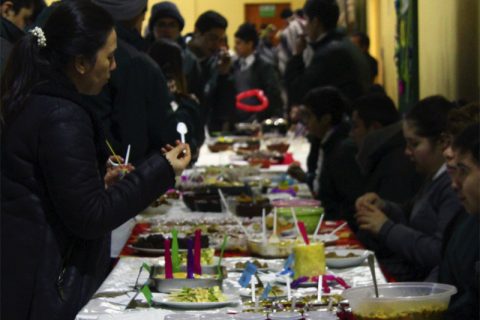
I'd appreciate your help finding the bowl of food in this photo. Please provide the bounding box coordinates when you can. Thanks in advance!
[232,194,272,217]
[183,191,222,212]
[342,282,457,320]
[247,237,297,258]
[265,137,290,154]
[325,248,370,268]
[150,265,227,293]
[277,207,324,234]
[207,137,234,152]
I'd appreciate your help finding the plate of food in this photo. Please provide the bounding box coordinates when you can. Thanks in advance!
[239,285,287,300]
[325,248,370,268]
[229,259,277,272]
[129,234,209,254]
[155,287,239,309]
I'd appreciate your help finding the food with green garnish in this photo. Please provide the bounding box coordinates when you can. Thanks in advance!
[254,285,284,297]
[169,286,226,303]
[180,248,215,265]
[235,259,269,269]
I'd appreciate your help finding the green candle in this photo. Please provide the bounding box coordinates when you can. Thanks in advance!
[171,229,180,273]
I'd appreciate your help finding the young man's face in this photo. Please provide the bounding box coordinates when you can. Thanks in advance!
[452,151,480,215]
[198,27,226,58]
[234,38,254,58]
[1,2,33,30]
[304,15,322,41]
[153,17,181,41]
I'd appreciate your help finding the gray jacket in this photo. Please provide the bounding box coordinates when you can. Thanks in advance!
[377,169,463,281]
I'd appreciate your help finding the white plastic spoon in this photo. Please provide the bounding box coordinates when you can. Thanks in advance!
[176,122,188,143]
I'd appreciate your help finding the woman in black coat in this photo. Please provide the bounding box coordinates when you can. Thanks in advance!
[0,2,191,320]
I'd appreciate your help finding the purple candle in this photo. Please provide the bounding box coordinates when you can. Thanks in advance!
[187,238,194,279]
[194,229,202,275]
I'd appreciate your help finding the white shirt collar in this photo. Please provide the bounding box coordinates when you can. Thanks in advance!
[240,54,255,71]
[432,163,447,181]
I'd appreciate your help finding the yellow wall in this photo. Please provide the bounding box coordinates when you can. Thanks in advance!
[367,0,398,104]
[46,0,305,48]
[147,0,305,47]
[418,0,479,101]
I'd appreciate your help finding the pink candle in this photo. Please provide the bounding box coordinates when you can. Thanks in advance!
[194,229,202,275]
[298,221,310,245]
[164,238,173,279]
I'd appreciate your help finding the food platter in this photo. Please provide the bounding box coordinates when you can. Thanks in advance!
[325,248,370,268]
[155,295,239,310]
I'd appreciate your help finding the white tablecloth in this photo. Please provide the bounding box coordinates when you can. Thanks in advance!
[76,256,386,320]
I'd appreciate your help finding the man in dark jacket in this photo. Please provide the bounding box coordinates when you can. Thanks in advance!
[351,31,378,85]
[0,0,34,70]
[89,0,172,164]
[351,93,422,203]
[210,23,283,131]
[186,10,230,132]
[439,124,479,319]
[285,0,370,107]
[301,87,365,221]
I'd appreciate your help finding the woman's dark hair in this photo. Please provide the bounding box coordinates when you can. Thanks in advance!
[194,10,227,34]
[1,0,114,123]
[304,0,339,31]
[446,102,480,137]
[148,39,188,95]
[453,123,480,165]
[303,86,347,125]
[235,23,259,47]
[353,93,399,128]
[405,95,454,143]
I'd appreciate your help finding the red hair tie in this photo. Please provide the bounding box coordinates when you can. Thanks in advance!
[236,89,269,112]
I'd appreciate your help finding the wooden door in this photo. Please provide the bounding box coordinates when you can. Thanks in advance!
[244,3,291,37]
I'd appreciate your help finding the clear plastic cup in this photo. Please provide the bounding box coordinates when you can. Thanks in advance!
[343,282,457,319]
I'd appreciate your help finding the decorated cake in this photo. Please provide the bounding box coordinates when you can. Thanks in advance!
[293,242,326,279]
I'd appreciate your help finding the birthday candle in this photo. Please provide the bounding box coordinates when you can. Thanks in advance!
[164,238,173,279]
[187,238,194,279]
[171,229,180,272]
[194,229,202,275]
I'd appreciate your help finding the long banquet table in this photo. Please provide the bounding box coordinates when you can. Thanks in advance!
[76,137,387,320]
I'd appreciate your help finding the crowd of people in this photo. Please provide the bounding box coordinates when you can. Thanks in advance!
[0,0,478,319]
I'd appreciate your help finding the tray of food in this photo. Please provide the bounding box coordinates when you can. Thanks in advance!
[150,265,227,293]
[130,233,209,254]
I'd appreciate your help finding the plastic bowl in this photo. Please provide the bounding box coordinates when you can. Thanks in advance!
[277,207,324,234]
[342,282,457,320]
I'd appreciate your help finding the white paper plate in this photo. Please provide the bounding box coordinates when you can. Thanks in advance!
[238,287,287,299]
[155,295,239,310]
[325,248,370,268]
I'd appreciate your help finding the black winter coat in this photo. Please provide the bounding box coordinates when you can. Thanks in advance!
[1,77,176,320]
[285,30,370,105]
[316,123,365,221]
[84,24,172,165]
